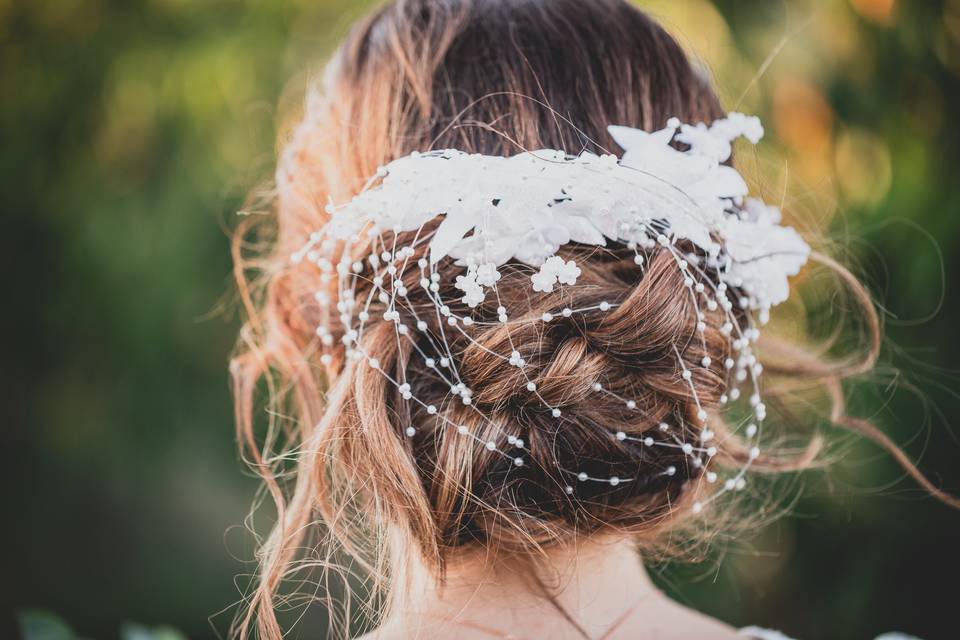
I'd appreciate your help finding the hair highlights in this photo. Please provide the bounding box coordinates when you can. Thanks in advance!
[228,1,954,638]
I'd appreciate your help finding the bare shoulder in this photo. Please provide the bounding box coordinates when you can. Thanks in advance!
[355,600,742,640]
[351,618,454,640]
[661,599,742,639]
[353,625,400,640]
[673,611,743,640]
[608,596,742,640]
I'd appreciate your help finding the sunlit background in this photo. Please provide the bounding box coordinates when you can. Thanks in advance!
[5,0,960,638]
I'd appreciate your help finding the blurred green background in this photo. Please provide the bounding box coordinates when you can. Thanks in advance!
[4,0,960,638]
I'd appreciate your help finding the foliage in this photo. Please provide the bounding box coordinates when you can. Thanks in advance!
[18,609,186,640]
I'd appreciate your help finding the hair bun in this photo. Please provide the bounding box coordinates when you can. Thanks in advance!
[326,237,734,551]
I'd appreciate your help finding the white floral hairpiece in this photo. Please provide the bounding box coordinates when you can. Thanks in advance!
[293,113,810,514]
[306,112,808,313]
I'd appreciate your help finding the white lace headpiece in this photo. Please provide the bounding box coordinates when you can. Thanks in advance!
[294,113,810,513]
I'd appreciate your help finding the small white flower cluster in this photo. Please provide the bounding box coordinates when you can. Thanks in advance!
[531,256,582,293]
[455,262,502,307]
[292,113,809,515]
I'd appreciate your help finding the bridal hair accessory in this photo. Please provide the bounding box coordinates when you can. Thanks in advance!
[293,113,810,514]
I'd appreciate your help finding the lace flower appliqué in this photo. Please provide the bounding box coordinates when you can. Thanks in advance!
[315,112,809,312]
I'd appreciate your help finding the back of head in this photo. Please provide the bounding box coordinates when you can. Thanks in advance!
[268,0,729,547]
[230,0,904,637]
[278,0,723,216]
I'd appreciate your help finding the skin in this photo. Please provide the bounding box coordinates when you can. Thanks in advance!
[358,536,739,640]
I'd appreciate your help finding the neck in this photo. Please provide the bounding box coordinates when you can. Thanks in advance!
[393,536,662,637]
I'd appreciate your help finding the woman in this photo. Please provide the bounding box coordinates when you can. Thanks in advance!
[230,1,956,638]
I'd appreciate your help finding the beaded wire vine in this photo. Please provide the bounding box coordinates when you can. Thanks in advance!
[292,114,808,515]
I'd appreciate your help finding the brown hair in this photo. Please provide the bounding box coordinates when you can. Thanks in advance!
[229,0,957,637]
